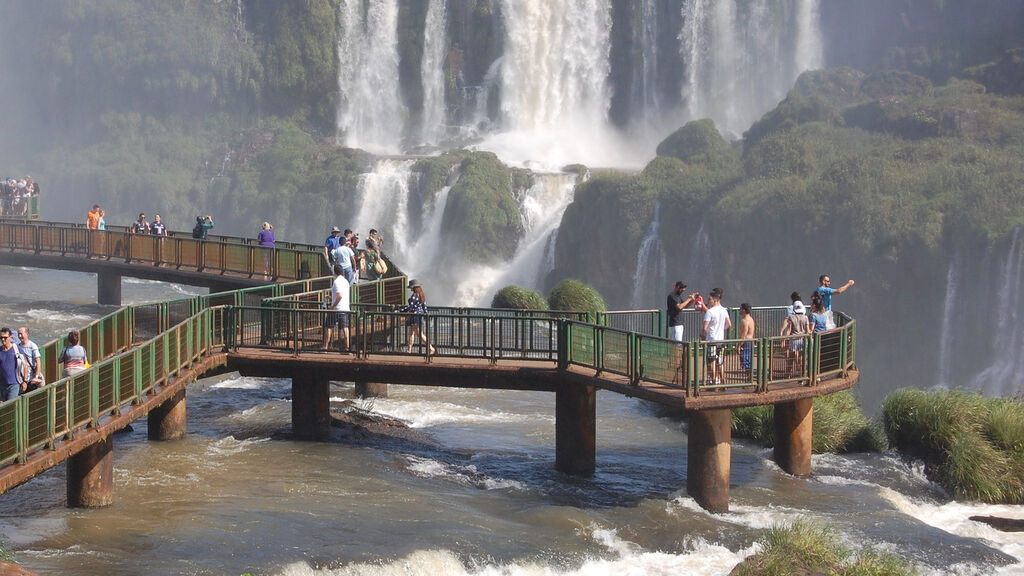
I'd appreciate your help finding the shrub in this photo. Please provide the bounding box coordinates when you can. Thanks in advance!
[732,391,888,453]
[547,279,607,316]
[491,285,548,310]
[882,388,1024,503]
[655,118,730,164]
[731,520,917,576]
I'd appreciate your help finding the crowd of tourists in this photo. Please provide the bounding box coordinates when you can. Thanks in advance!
[667,274,855,385]
[0,176,38,217]
[0,327,88,402]
[322,225,387,285]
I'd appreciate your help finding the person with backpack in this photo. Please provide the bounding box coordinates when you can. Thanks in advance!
[193,215,214,240]
[0,327,28,401]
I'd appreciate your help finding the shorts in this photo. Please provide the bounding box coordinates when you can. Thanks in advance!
[705,343,722,364]
[669,325,685,342]
[740,342,752,370]
[325,311,350,329]
[788,338,804,353]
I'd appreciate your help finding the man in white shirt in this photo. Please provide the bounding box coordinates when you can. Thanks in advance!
[322,264,351,353]
[701,287,731,386]
[331,237,357,284]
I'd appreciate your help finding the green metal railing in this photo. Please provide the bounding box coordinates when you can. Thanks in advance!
[0,195,41,220]
[0,270,858,472]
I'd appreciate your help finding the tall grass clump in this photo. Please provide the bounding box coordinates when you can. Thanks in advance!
[730,519,917,576]
[732,391,888,453]
[882,388,1024,503]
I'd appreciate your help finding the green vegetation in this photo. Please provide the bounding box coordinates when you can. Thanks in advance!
[656,118,731,164]
[0,536,14,564]
[732,391,888,454]
[882,389,1024,504]
[441,152,523,264]
[731,520,917,576]
[491,286,548,310]
[547,279,607,316]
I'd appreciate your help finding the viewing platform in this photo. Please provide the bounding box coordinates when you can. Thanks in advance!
[0,222,858,513]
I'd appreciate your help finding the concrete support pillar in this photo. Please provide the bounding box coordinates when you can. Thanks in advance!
[687,408,732,513]
[148,389,187,441]
[67,437,114,508]
[774,398,814,477]
[555,384,596,475]
[354,382,388,398]
[97,271,122,306]
[292,373,331,440]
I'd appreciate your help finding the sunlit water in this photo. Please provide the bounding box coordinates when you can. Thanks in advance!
[0,267,1021,575]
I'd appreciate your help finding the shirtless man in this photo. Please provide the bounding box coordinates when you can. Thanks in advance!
[738,303,755,375]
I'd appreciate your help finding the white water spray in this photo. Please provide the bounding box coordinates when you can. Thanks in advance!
[336,0,406,153]
[350,159,415,259]
[631,203,667,309]
[420,0,448,146]
[688,218,714,287]
[937,252,962,388]
[969,227,1024,396]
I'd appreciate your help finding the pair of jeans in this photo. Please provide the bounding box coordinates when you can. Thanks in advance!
[2,382,19,402]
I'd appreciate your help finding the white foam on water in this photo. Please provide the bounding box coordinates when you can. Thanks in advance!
[275,527,756,575]
[404,455,526,491]
[116,467,203,489]
[879,488,1024,571]
[205,435,271,458]
[370,398,550,429]
[209,376,283,390]
[25,308,94,325]
[668,495,808,531]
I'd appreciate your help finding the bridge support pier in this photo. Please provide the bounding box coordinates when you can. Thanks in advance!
[555,384,595,475]
[66,437,114,508]
[774,398,813,477]
[97,271,122,306]
[148,389,187,441]
[354,382,388,398]
[292,373,331,440]
[687,408,731,513]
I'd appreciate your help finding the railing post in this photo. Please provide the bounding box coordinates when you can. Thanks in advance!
[557,320,569,370]
[628,332,639,385]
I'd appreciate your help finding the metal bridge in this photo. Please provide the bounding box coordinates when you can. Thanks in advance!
[0,223,858,513]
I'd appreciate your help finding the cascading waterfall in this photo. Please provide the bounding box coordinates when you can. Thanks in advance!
[420,0,448,145]
[679,0,823,136]
[631,0,661,129]
[350,159,415,259]
[630,203,666,309]
[402,185,453,282]
[481,0,637,167]
[937,252,962,388]
[336,0,406,153]
[688,218,714,288]
[969,227,1024,396]
[453,173,578,306]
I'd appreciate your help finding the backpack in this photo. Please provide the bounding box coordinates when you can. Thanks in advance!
[192,221,204,239]
[14,345,29,386]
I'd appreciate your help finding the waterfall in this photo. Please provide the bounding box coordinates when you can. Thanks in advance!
[937,253,962,388]
[688,218,713,288]
[630,203,666,309]
[631,0,661,129]
[969,227,1024,396]
[336,0,406,153]
[420,0,448,145]
[452,173,578,306]
[679,0,824,137]
[350,159,415,259]
[403,185,452,281]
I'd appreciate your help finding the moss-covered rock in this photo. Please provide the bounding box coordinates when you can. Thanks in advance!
[441,152,522,264]
[965,48,1024,95]
[491,285,548,310]
[547,279,607,316]
[656,119,730,164]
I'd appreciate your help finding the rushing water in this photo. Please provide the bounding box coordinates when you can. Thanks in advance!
[0,267,1022,575]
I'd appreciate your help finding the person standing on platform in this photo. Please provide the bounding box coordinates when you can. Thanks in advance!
[86,205,101,229]
[322,264,351,353]
[738,303,755,375]
[257,222,276,279]
[131,213,150,234]
[0,327,27,401]
[666,281,697,342]
[402,280,435,355]
[151,214,167,236]
[59,330,89,377]
[701,288,731,386]
[324,226,342,266]
[814,274,854,329]
[17,326,43,389]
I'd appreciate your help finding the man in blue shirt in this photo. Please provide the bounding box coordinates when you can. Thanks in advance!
[814,274,854,328]
[324,226,342,265]
[0,327,26,401]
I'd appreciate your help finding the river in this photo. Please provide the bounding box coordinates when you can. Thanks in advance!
[0,267,1021,575]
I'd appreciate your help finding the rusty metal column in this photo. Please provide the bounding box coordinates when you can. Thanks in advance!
[97,271,122,306]
[687,408,732,513]
[292,373,331,440]
[555,384,596,475]
[354,382,388,398]
[774,398,813,477]
[67,437,114,508]
[148,389,187,441]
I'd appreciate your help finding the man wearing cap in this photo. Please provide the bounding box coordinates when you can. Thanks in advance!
[666,281,698,342]
[324,226,342,265]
